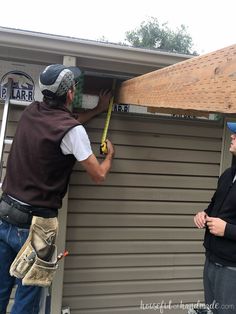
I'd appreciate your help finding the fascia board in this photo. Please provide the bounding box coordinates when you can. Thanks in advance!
[0,27,191,68]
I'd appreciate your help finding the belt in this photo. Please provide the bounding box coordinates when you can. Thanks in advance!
[1,193,33,214]
[0,199,32,229]
[1,193,58,218]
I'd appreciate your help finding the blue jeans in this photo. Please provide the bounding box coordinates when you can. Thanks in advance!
[0,218,42,314]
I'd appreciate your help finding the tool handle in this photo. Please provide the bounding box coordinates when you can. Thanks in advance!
[100,140,108,155]
[57,250,69,262]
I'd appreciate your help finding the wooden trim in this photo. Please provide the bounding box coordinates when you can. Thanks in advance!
[116,44,236,114]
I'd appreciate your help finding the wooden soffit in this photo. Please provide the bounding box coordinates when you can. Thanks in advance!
[116,44,236,114]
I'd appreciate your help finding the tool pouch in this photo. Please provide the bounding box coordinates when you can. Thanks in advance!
[22,245,58,287]
[9,240,36,278]
[10,216,59,287]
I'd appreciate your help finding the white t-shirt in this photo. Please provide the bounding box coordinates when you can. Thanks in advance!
[60,125,93,161]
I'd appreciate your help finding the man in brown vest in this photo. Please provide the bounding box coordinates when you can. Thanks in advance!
[0,64,115,314]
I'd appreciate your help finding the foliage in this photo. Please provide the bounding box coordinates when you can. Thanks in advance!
[125,17,197,55]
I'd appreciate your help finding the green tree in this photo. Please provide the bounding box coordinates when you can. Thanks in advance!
[125,17,197,55]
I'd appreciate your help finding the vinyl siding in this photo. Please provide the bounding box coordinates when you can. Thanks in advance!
[62,113,222,314]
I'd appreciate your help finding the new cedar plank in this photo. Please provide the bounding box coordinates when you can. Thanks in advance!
[116,44,236,114]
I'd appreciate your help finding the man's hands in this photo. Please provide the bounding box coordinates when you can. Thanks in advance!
[194,211,207,229]
[194,211,226,237]
[206,217,226,237]
[76,89,112,124]
[81,138,115,184]
[105,139,115,158]
[96,89,112,113]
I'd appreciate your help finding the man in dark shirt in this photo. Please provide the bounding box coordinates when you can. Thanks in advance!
[0,64,115,314]
[194,122,236,314]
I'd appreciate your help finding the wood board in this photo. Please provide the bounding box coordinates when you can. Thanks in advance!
[116,44,236,114]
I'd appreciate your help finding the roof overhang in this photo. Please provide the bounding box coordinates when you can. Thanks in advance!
[0,27,192,77]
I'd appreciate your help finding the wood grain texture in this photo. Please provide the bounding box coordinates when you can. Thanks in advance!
[116,44,236,113]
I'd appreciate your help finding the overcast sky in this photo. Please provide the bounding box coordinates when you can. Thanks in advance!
[1,0,235,55]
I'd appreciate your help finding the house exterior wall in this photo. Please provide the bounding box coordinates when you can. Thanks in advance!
[62,110,223,314]
[1,96,224,314]
[0,32,228,313]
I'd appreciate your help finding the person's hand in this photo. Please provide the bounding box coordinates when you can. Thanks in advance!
[106,139,115,157]
[194,211,207,228]
[206,217,226,237]
[97,89,112,113]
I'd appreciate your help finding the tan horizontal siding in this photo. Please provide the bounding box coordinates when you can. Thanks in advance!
[84,143,221,163]
[66,241,204,255]
[113,146,220,163]
[63,290,204,310]
[70,172,218,188]
[67,214,196,227]
[67,308,199,314]
[69,186,215,202]
[74,159,219,175]
[64,266,203,283]
[68,200,209,214]
[63,278,203,296]
[85,114,222,138]
[66,227,204,241]
[64,253,204,269]
[87,130,222,151]
[63,113,222,312]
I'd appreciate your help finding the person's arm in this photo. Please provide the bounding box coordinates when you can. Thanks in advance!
[75,89,112,124]
[204,190,217,216]
[224,223,236,240]
[80,139,114,183]
[193,190,216,228]
[206,217,226,237]
[206,217,236,240]
[61,126,114,183]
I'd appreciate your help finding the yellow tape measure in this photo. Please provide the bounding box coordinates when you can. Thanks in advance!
[100,80,116,154]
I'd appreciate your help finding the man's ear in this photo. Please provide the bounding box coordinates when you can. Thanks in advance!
[66,89,74,104]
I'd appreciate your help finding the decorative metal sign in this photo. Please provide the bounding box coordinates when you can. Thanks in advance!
[0,70,35,102]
